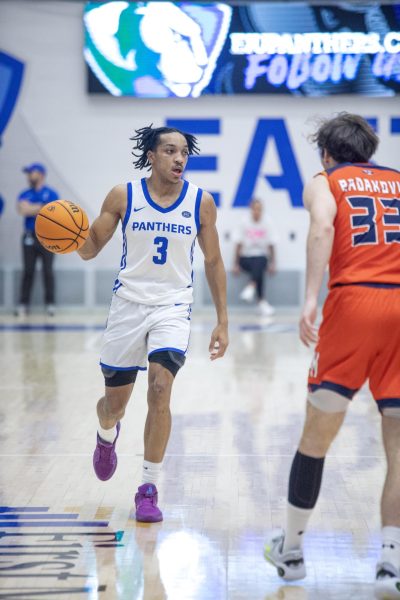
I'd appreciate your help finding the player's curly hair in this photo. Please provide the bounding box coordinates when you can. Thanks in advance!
[310,112,379,163]
[130,125,200,171]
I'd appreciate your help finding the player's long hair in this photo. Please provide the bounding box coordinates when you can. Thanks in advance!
[131,125,200,171]
[310,112,379,163]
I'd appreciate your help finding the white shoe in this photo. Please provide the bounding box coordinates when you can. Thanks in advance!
[375,563,400,599]
[14,304,27,318]
[46,304,55,317]
[258,300,275,316]
[240,284,256,302]
[264,531,306,581]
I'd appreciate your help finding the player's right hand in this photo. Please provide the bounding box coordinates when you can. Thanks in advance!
[299,298,318,347]
[209,323,229,360]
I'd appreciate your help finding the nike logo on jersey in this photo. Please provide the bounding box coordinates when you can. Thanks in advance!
[133,206,146,212]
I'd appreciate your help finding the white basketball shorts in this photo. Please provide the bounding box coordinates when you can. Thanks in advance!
[100,294,191,371]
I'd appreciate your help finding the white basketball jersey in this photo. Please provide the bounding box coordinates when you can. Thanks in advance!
[113,178,202,305]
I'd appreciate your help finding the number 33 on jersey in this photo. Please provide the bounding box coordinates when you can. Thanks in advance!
[113,179,202,305]
[322,163,400,288]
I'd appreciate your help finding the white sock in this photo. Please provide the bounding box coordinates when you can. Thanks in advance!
[142,460,163,485]
[381,526,400,570]
[98,424,117,443]
[283,502,313,552]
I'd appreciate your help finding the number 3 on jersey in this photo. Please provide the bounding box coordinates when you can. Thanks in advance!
[347,196,400,246]
[153,236,168,265]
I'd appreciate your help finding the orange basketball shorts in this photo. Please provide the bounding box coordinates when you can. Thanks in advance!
[308,284,400,412]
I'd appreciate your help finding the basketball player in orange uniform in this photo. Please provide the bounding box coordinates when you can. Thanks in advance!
[264,113,400,599]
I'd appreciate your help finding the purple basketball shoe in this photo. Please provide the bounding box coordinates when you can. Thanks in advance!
[93,422,121,481]
[135,483,163,522]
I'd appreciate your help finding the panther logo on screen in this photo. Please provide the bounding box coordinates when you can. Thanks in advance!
[84,1,232,98]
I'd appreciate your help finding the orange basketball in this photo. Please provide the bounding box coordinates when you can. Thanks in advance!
[35,200,89,254]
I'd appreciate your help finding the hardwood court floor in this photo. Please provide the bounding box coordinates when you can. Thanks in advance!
[0,308,385,600]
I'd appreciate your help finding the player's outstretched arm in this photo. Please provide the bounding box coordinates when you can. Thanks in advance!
[78,185,126,260]
[300,175,337,346]
[197,192,229,360]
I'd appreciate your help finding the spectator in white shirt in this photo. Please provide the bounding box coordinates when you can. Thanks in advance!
[233,198,278,316]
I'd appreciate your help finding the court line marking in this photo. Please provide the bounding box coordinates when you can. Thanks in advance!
[0,453,384,458]
[0,323,297,333]
[0,521,109,527]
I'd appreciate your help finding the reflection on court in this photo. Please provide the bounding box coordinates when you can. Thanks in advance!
[0,310,383,599]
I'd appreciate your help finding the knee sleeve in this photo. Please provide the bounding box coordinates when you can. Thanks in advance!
[381,406,400,418]
[288,451,325,510]
[308,388,350,413]
[148,350,186,377]
[101,366,138,388]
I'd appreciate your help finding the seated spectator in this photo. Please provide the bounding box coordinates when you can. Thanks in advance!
[233,198,278,316]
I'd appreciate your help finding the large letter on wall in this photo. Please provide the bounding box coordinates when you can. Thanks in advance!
[0,51,24,139]
[233,119,303,208]
[391,117,400,135]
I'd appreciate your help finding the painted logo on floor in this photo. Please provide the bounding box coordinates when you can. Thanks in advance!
[0,506,124,597]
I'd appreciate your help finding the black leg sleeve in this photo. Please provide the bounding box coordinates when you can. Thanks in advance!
[288,451,325,510]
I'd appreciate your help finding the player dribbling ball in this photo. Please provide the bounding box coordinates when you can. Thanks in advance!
[35,200,89,254]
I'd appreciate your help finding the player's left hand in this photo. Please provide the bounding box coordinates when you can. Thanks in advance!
[209,324,229,360]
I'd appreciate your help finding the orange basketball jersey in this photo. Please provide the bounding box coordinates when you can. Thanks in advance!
[320,163,400,287]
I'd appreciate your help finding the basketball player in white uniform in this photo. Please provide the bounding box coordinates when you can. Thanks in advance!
[78,125,228,522]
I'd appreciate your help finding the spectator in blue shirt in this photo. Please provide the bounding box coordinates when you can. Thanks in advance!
[15,163,59,316]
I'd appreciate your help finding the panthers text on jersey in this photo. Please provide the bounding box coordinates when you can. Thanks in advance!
[113,178,203,305]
